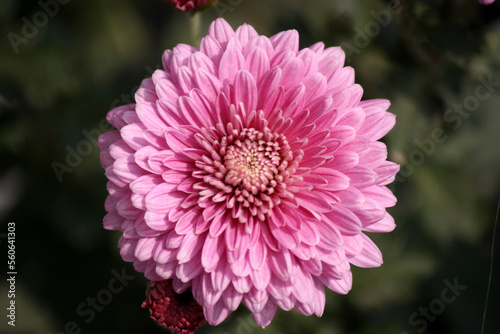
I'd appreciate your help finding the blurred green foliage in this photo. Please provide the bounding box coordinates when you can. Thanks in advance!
[1,0,499,333]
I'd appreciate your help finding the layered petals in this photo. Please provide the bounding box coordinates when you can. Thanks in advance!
[99,18,399,330]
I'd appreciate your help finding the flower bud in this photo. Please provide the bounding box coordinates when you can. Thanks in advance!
[166,0,217,12]
[142,280,206,334]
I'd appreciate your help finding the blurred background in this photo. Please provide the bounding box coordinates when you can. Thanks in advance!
[1,0,499,333]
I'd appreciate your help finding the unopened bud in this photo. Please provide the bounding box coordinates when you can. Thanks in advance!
[142,280,206,334]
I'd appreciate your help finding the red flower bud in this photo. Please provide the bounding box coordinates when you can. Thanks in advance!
[142,280,206,334]
[166,0,217,12]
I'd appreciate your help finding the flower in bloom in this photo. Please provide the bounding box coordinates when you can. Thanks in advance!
[478,0,495,4]
[166,0,216,12]
[99,18,399,328]
[142,280,205,333]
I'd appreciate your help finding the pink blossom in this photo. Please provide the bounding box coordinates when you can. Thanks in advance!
[479,0,495,4]
[99,18,399,328]
[166,0,216,12]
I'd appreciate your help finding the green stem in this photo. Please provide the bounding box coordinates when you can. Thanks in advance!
[189,11,202,47]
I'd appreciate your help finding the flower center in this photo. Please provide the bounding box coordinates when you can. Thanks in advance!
[223,136,280,194]
[195,124,300,221]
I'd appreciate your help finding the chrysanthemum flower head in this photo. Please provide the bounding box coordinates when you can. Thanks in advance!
[99,18,399,329]
[166,0,217,12]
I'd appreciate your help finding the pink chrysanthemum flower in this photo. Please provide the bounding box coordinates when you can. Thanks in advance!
[166,0,216,12]
[98,18,399,328]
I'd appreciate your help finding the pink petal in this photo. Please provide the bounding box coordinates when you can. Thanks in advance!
[267,276,293,300]
[134,146,159,174]
[281,83,306,118]
[250,263,271,291]
[297,48,319,77]
[363,185,397,208]
[201,272,223,306]
[98,131,121,168]
[279,57,305,91]
[363,213,396,233]
[291,267,315,304]
[245,46,270,83]
[106,104,134,130]
[209,212,229,237]
[200,35,223,66]
[175,208,201,235]
[194,67,222,101]
[344,165,377,188]
[189,51,216,74]
[320,270,352,295]
[203,299,232,326]
[103,211,122,231]
[270,30,299,55]
[297,220,320,246]
[211,261,232,291]
[144,211,173,231]
[176,256,204,283]
[233,70,258,114]
[177,94,210,128]
[315,219,342,248]
[302,73,327,103]
[136,101,167,132]
[145,183,183,213]
[177,231,204,264]
[130,174,162,195]
[243,288,269,313]
[323,206,362,236]
[374,161,400,185]
[337,186,366,208]
[313,168,350,191]
[348,234,383,268]
[235,23,259,46]
[134,237,156,261]
[249,239,268,270]
[232,275,252,294]
[120,123,163,151]
[153,244,177,264]
[175,66,195,96]
[202,234,225,272]
[221,285,243,311]
[295,191,333,213]
[208,18,235,48]
[270,224,300,250]
[109,139,134,160]
[116,195,140,219]
[113,155,145,184]
[268,249,293,281]
[218,47,246,84]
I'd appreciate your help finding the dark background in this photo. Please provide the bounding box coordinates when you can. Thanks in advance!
[1,0,499,333]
